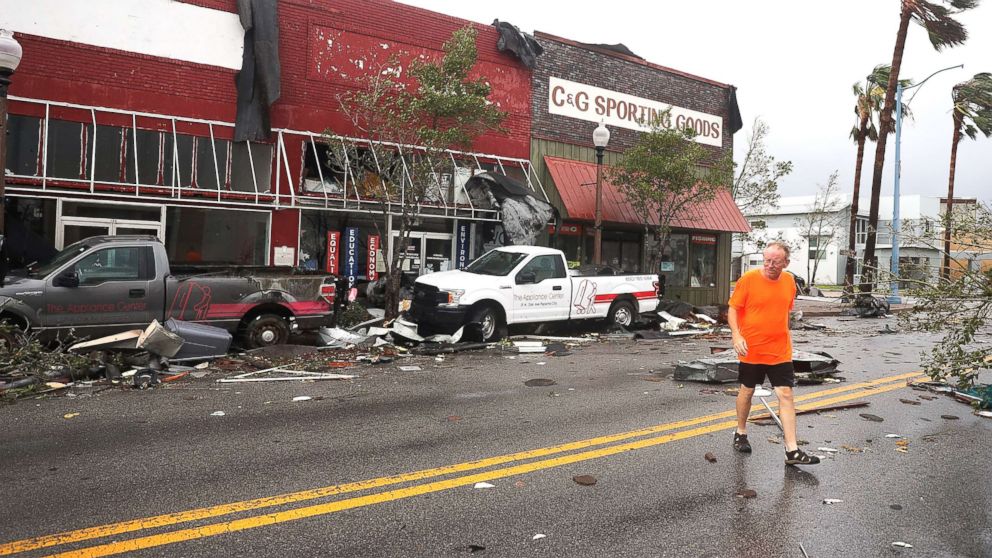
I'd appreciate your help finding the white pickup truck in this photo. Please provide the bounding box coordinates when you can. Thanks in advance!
[407,246,660,341]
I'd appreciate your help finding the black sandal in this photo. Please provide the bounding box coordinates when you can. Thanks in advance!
[733,432,752,453]
[785,449,820,465]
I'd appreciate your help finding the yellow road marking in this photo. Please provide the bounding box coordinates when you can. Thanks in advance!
[43,379,920,558]
[0,371,923,556]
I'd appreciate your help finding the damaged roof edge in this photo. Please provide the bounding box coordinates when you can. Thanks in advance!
[534,31,734,90]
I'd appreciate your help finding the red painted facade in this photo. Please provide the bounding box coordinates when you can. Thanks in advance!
[5,0,533,266]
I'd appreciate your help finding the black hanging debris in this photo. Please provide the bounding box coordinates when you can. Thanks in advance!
[492,20,544,69]
[727,86,744,135]
[577,42,642,59]
[234,0,281,142]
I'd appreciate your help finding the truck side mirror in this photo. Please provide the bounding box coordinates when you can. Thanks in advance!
[54,270,79,288]
[517,271,537,285]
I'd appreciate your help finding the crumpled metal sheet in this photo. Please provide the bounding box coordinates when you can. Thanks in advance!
[465,172,554,245]
[675,350,840,383]
[492,20,544,69]
[234,0,281,142]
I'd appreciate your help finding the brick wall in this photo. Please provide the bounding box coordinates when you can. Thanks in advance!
[11,0,531,158]
[531,35,733,162]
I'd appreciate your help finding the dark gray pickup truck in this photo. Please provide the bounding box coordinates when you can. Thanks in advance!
[0,236,338,348]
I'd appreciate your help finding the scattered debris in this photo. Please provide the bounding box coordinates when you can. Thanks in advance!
[398,366,422,372]
[736,489,757,499]
[879,324,899,334]
[845,295,890,318]
[817,447,839,453]
[885,434,903,439]
[859,413,884,422]
[890,504,903,510]
[473,482,495,489]
[891,542,913,548]
[841,445,863,453]
[524,379,556,387]
[822,499,844,505]
[572,475,597,486]
[514,341,546,354]
[704,452,717,463]
[532,534,546,541]
[675,350,840,384]
[750,401,869,424]
[898,398,921,406]
[977,411,992,418]
[292,396,313,402]
[63,413,79,419]
[210,411,226,417]
[454,544,486,553]
[940,415,959,420]
[218,367,355,383]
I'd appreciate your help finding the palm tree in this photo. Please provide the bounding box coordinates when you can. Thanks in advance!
[859,0,977,293]
[942,72,992,278]
[843,65,898,294]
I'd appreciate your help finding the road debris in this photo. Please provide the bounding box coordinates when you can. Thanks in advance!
[822,499,844,504]
[940,415,960,420]
[532,534,546,541]
[63,412,79,419]
[736,489,757,499]
[217,367,355,383]
[210,411,226,416]
[398,366,422,372]
[292,396,313,402]
[675,350,840,384]
[891,541,913,548]
[524,379,556,387]
[898,398,921,406]
[572,475,597,486]
[473,482,495,489]
[817,447,839,453]
[750,401,869,424]
[859,413,884,422]
[704,452,717,463]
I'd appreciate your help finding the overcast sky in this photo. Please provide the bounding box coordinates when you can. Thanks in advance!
[401,1,991,205]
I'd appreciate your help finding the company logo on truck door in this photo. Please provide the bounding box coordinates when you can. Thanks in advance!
[571,279,599,315]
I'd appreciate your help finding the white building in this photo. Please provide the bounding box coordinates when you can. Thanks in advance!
[733,194,945,287]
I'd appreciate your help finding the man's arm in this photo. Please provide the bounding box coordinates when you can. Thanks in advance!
[728,306,747,357]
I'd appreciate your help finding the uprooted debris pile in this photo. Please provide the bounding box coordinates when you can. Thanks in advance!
[843,294,891,318]
[910,380,992,415]
[674,350,842,384]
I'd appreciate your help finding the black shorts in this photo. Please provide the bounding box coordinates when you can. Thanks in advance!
[738,362,795,388]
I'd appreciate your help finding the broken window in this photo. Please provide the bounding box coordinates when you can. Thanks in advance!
[195,136,229,190]
[45,119,86,179]
[301,140,347,194]
[230,142,273,193]
[660,234,689,287]
[4,115,41,176]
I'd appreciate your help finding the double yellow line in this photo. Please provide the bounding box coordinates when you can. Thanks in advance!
[2,371,923,558]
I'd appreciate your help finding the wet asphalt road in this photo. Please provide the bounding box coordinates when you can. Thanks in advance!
[1,316,990,558]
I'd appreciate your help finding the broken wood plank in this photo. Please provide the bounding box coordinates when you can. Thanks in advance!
[749,401,870,423]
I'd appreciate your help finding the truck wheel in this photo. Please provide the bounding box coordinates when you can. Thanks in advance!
[242,314,290,348]
[470,305,506,342]
[608,300,636,328]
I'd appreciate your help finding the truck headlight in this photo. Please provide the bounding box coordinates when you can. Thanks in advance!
[439,289,465,306]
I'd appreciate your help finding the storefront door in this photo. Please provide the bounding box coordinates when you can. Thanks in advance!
[391,232,454,276]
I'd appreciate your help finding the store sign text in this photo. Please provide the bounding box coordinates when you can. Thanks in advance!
[326,231,340,274]
[548,77,723,147]
[367,235,379,281]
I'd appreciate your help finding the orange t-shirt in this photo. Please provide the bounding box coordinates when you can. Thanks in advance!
[728,269,795,365]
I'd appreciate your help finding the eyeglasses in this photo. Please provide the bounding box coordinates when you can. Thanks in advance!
[763,260,788,268]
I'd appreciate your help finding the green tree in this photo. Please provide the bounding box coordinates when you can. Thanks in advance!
[860,0,977,293]
[843,65,911,294]
[609,111,731,274]
[330,26,506,319]
[901,203,992,387]
[942,72,992,278]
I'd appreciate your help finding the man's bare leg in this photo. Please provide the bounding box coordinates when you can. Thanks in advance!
[736,385,755,434]
[775,386,798,450]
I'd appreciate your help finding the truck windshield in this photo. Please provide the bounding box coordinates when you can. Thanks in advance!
[30,240,94,277]
[463,250,527,276]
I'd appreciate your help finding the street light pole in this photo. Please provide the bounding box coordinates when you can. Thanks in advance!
[888,63,962,304]
[592,122,610,266]
[0,29,24,239]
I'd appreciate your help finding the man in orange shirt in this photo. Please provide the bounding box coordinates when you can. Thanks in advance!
[728,242,819,465]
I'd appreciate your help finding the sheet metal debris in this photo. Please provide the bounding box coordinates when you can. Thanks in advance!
[675,350,841,384]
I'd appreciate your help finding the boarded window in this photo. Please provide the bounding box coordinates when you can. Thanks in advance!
[45,120,86,179]
[4,115,41,176]
[230,142,272,192]
[124,129,163,185]
[195,137,229,190]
